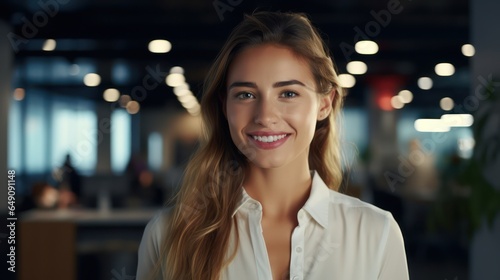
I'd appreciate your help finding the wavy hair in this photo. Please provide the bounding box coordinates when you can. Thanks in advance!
[152,11,345,280]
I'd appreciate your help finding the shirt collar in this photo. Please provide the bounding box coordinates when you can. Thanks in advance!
[231,170,330,228]
[302,170,330,228]
[232,186,253,217]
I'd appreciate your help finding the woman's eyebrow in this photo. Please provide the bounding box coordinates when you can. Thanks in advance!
[272,79,307,88]
[228,79,310,90]
[228,81,257,90]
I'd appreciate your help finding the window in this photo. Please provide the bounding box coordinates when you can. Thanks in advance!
[24,92,48,173]
[148,132,163,171]
[111,109,131,174]
[8,99,22,172]
[8,90,97,175]
[51,100,97,174]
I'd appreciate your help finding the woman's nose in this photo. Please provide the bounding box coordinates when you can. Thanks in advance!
[253,98,278,127]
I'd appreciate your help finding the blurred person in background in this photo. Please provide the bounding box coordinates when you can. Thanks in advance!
[59,154,83,203]
[20,181,77,211]
[127,154,165,207]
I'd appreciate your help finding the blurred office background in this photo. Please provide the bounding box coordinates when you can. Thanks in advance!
[1,0,499,279]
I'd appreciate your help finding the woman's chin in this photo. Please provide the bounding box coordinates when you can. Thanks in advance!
[247,157,287,170]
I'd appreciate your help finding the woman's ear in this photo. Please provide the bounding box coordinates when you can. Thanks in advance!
[317,89,335,121]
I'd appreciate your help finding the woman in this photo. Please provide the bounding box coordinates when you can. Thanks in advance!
[137,11,408,280]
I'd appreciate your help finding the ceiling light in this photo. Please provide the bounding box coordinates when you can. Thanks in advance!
[119,95,131,108]
[170,66,184,74]
[175,89,192,97]
[187,105,201,116]
[346,61,368,75]
[354,40,379,55]
[103,88,120,102]
[414,119,450,132]
[417,77,433,90]
[441,114,474,127]
[461,44,475,57]
[42,39,56,51]
[391,96,404,109]
[435,63,455,76]
[440,97,454,111]
[83,73,101,87]
[338,74,356,88]
[178,94,197,104]
[148,39,172,53]
[166,73,185,87]
[398,90,413,103]
[126,101,140,114]
[182,99,199,109]
[173,83,190,96]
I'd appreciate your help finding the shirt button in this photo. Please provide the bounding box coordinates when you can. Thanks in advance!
[295,247,302,253]
[292,276,301,280]
[249,202,259,209]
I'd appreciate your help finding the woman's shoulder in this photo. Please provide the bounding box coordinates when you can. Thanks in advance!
[144,207,173,238]
[327,190,395,225]
[140,207,174,254]
[313,171,393,225]
[137,207,174,279]
[326,190,404,250]
[322,192,408,278]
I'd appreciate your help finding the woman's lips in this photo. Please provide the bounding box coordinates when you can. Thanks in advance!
[247,133,290,150]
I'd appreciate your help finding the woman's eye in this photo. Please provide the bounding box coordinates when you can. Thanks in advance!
[281,91,298,98]
[236,92,255,99]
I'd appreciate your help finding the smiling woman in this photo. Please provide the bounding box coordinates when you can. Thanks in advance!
[137,11,409,280]
[225,44,332,170]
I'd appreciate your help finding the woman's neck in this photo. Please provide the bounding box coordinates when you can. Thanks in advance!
[243,164,312,221]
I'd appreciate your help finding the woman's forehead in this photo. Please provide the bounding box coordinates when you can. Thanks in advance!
[226,44,316,89]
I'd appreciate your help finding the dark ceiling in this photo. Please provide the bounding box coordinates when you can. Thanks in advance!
[1,0,470,109]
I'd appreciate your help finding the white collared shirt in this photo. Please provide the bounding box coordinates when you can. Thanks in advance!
[137,171,409,280]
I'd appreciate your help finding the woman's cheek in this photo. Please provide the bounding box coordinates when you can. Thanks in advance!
[283,103,317,122]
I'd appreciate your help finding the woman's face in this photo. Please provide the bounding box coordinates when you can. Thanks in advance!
[225,44,332,169]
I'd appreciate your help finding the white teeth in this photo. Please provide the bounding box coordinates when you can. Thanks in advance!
[252,134,287,143]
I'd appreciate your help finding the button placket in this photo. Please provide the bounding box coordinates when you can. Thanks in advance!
[247,201,272,280]
[290,216,305,280]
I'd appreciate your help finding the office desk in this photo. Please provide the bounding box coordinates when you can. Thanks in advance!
[19,208,159,280]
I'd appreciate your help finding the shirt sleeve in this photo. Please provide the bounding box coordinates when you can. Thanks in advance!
[136,210,168,280]
[378,214,409,280]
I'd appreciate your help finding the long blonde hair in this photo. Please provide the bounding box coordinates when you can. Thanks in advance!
[155,11,345,280]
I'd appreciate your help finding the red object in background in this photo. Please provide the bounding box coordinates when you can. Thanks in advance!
[378,93,393,111]
[366,75,406,111]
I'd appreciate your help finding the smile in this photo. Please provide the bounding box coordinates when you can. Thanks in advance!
[251,134,287,143]
[247,133,290,150]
